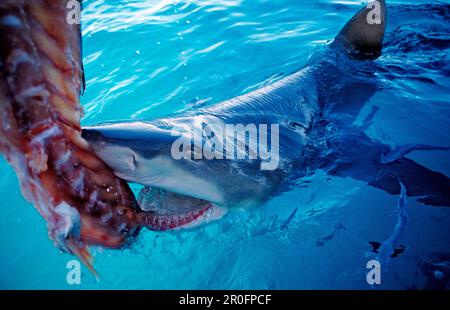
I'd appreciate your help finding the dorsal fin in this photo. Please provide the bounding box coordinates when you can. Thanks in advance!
[335,0,386,59]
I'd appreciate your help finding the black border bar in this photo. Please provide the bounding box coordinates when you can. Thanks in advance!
[0,290,449,306]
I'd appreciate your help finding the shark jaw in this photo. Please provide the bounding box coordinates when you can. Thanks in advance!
[137,187,228,231]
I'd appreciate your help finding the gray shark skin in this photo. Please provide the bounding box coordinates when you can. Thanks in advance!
[82,0,450,222]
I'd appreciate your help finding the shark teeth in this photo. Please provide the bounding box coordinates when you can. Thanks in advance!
[143,202,213,231]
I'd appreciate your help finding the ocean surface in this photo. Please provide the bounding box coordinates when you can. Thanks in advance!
[1,0,449,289]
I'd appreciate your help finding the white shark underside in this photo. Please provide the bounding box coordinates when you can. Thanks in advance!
[82,1,450,230]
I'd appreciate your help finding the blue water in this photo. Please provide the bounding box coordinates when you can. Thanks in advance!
[1,0,450,289]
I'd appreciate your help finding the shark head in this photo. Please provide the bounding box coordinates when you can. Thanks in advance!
[82,122,236,230]
[82,122,226,204]
[82,121,282,215]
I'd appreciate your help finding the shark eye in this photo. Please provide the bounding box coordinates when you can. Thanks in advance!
[131,153,137,167]
[124,152,138,171]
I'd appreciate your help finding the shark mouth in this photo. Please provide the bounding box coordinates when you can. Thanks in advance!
[137,187,226,231]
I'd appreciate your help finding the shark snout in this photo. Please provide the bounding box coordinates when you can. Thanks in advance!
[81,127,109,152]
[81,123,184,183]
[81,126,139,177]
[81,127,103,143]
